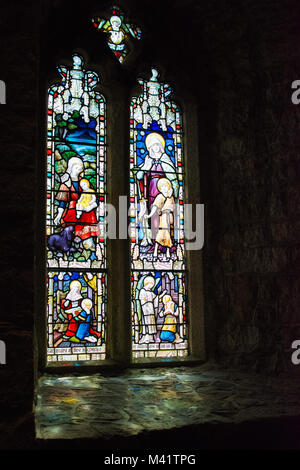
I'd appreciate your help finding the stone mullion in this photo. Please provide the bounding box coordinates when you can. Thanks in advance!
[106,86,131,365]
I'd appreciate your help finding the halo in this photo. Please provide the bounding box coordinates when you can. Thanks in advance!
[67,156,84,173]
[144,276,155,287]
[110,15,122,26]
[145,132,165,150]
[79,178,90,186]
[157,178,172,192]
[69,280,82,291]
[82,298,93,308]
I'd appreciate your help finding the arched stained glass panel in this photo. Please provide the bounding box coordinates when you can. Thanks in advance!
[130,69,188,359]
[46,54,107,364]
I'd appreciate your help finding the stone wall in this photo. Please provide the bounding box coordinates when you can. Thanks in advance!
[196,0,300,373]
[0,0,39,445]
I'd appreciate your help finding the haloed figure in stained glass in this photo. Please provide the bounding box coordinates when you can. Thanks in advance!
[137,133,179,258]
[159,295,183,344]
[130,69,188,358]
[107,15,125,52]
[58,279,83,344]
[54,279,100,347]
[136,275,166,344]
[47,53,106,270]
[133,272,185,347]
[47,54,107,363]
[76,178,97,219]
[92,6,142,64]
[143,178,175,261]
[54,157,99,260]
[75,298,100,343]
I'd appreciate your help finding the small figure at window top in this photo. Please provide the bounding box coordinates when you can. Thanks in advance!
[92,5,142,64]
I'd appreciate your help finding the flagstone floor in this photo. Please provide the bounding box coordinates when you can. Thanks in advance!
[35,362,300,440]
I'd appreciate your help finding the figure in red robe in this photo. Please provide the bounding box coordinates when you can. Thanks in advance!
[54,156,99,252]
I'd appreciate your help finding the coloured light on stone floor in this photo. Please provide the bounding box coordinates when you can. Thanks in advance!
[35,364,300,440]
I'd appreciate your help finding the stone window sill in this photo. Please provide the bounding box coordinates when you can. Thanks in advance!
[35,362,300,441]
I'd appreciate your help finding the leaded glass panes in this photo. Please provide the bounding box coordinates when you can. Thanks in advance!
[92,5,142,64]
[46,54,107,363]
[47,272,107,362]
[130,69,188,359]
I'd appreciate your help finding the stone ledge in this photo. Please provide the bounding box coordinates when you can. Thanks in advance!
[35,363,300,440]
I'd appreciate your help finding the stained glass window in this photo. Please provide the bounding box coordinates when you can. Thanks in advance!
[92,5,142,64]
[46,54,107,363]
[130,69,188,359]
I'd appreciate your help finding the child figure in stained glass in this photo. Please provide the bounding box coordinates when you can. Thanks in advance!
[75,298,100,343]
[144,178,175,261]
[76,178,97,219]
[159,295,182,343]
